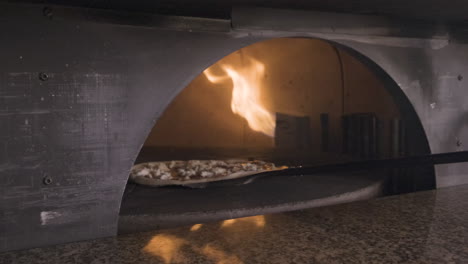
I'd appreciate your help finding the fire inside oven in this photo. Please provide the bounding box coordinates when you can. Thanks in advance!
[118,37,433,233]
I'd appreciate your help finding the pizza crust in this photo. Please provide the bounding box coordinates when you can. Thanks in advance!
[129,160,286,187]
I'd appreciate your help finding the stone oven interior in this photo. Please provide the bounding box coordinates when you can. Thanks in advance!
[136,38,402,164]
[119,37,434,233]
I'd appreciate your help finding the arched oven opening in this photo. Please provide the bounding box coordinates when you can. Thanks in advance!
[119,38,434,233]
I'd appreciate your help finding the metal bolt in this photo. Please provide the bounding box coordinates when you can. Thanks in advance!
[458,75,463,81]
[43,176,53,185]
[43,7,53,19]
[38,72,49,81]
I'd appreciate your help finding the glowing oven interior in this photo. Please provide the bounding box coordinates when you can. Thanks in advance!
[118,37,432,233]
[138,38,402,164]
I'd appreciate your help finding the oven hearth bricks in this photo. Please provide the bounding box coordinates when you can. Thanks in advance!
[342,113,379,159]
[274,113,311,150]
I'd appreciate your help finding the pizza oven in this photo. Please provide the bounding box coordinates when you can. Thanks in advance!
[3,0,468,253]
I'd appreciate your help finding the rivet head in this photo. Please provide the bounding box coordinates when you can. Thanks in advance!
[43,176,53,185]
[43,7,53,19]
[38,72,49,81]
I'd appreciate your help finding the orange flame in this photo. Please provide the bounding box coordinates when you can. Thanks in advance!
[204,57,276,137]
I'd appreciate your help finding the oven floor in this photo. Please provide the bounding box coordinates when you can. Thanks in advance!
[119,171,384,234]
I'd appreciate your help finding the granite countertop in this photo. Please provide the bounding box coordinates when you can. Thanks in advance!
[2,185,468,264]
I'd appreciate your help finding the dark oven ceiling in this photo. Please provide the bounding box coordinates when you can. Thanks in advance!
[6,0,468,21]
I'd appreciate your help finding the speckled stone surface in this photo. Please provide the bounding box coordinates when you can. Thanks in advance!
[2,185,468,264]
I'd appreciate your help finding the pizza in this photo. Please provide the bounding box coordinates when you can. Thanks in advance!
[129,159,287,187]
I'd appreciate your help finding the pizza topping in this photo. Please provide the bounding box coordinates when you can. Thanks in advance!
[186,169,197,177]
[188,160,201,167]
[137,168,151,177]
[158,163,170,171]
[160,173,172,180]
[130,159,286,185]
[213,167,227,176]
[169,161,177,169]
[201,171,214,178]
